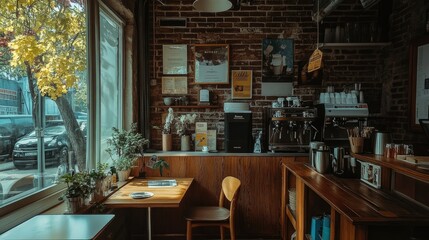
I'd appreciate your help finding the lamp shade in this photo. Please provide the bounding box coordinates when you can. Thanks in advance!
[193,0,233,12]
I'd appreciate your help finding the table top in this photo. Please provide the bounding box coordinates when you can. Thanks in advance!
[0,214,114,240]
[103,177,194,208]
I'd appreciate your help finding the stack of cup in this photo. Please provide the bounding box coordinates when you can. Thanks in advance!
[288,188,297,215]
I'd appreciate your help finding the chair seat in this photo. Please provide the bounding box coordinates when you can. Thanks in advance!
[185,206,230,222]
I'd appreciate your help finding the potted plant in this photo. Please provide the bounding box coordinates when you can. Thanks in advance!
[162,107,174,151]
[175,113,197,151]
[89,162,109,202]
[149,155,170,177]
[106,123,149,181]
[60,171,93,213]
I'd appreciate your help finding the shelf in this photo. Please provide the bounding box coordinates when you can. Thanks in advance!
[286,204,297,230]
[318,42,391,48]
[351,154,429,183]
[151,105,219,109]
[272,117,316,121]
[285,163,429,224]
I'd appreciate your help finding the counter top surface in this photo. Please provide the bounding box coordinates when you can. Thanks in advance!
[352,154,429,182]
[286,163,429,225]
[143,151,309,157]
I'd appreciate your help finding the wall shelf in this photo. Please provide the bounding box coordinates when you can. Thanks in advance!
[151,105,219,109]
[318,42,391,48]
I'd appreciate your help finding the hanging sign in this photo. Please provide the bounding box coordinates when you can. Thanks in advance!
[308,49,323,73]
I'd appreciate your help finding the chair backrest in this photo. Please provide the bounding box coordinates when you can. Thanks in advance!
[219,176,241,208]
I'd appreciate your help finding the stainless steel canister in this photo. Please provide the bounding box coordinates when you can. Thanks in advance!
[373,132,392,155]
[310,142,325,168]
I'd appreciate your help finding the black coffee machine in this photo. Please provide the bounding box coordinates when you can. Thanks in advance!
[224,102,253,153]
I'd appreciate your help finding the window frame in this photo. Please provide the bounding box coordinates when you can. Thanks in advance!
[0,0,129,233]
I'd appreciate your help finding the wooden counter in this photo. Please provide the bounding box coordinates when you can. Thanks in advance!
[352,154,429,210]
[352,153,429,183]
[282,162,429,240]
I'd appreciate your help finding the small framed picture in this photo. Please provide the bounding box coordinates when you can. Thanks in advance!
[231,70,252,99]
[162,76,188,95]
[163,44,187,75]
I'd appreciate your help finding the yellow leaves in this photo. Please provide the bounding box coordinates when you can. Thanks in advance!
[2,0,87,100]
[36,53,82,100]
[7,3,16,11]
[8,35,44,67]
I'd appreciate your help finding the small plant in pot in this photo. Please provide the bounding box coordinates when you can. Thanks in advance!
[60,171,93,213]
[148,155,170,177]
[106,123,149,182]
[89,162,109,202]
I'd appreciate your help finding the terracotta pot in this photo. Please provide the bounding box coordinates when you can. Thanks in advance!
[162,133,172,151]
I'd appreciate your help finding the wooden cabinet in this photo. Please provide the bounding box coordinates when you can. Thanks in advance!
[282,162,429,240]
[129,154,307,239]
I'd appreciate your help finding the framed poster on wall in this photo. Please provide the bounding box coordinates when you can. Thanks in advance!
[231,70,252,99]
[409,35,429,131]
[262,38,294,82]
[194,44,229,84]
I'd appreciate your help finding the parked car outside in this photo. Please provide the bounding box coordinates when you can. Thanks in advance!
[0,115,34,162]
[12,122,86,170]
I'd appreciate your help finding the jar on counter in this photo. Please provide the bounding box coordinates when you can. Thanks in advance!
[384,143,394,158]
[394,144,405,159]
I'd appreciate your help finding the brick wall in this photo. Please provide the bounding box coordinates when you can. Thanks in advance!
[383,0,429,152]
[147,0,426,151]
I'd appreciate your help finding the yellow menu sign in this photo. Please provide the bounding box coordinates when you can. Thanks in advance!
[308,49,323,73]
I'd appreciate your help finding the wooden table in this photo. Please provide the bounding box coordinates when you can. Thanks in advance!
[103,177,193,240]
[0,214,114,240]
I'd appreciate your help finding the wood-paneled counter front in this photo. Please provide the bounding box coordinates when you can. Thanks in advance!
[282,162,429,240]
[126,153,307,239]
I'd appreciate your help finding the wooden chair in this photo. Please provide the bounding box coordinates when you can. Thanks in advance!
[185,176,241,240]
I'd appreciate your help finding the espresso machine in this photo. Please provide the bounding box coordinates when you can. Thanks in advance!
[314,103,369,177]
[264,106,317,152]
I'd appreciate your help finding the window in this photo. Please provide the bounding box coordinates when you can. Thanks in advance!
[0,0,127,232]
[96,7,124,167]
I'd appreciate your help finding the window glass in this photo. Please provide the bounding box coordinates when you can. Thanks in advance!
[97,9,123,166]
[0,0,87,208]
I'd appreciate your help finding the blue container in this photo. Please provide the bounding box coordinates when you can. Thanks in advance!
[310,216,323,240]
[322,215,331,240]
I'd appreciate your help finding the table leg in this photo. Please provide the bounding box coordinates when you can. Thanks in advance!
[148,207,151,240]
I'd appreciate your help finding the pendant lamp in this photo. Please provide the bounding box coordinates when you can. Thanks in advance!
[193,0,233,12]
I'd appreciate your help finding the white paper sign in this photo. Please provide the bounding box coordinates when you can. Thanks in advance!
[163,45,187,75]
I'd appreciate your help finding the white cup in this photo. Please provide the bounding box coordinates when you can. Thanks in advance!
[324,93,330,103]
[335,93,341,104]
[163,97,173,106]
[346,93,353,104]
[319,93,325,103]
[202,146,209,152]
